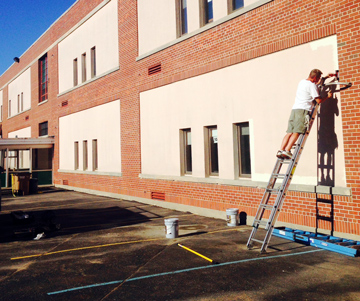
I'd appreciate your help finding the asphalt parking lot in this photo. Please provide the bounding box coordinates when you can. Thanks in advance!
[0,187,359,300]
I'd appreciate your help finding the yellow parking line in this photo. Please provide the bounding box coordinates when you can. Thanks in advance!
[11,238,160,261]
[11,228,243,261]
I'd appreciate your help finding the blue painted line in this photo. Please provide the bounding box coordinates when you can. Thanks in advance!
[47,249,323,295]
[47,280,123,295]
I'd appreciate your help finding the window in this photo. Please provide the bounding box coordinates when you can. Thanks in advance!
[39,54,48,102]
[83,140,88,170]
[39,121,48,137]
[74,141,79,170]
[228,0,244,13]
[205,126,219,176]
[21,92,23,112]
[82,53,87,83]
[176,0,188,37]
[235,122,251,177]
[73,58,78,86]
[92,139,98,171]
[8,99,11,117]
[17,94,20,113]
[180,129,192,175]
[200,0,213,26]
[91,47,96,78]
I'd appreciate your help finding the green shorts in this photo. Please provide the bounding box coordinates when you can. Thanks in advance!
[286,109,309,133]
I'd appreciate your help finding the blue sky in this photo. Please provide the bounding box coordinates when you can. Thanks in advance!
[0,0,77,76]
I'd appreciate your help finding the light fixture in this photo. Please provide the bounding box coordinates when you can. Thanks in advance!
[13,57,20,63]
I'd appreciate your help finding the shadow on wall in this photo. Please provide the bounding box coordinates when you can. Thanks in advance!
[317,85,339,187]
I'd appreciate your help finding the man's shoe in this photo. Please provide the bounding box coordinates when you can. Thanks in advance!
[281,150,292,159]
[276,150,284,158]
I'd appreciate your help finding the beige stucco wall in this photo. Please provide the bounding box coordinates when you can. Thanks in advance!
[59,100,121,173]
[140,35,346,187]
[8,68,31,117]
[58,0,119,93]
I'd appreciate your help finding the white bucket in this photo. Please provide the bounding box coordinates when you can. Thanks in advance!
[226,208,239,227]
[164,218,179,238]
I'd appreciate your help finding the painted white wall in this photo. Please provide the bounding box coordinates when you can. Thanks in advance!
[0,90,3,122]
[58,0,119,93]
[59,100,121,173]
[8,68,31,117]
[213,0,228,20]
[140,35,346,187]
[8,127,31,138]
[8,127,31,169]
[187,0,200,33]
[137,0,177,56]
[138,0,270,56]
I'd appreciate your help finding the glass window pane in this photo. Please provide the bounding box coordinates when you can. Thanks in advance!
[185,130,192,173]
[234,0,244,10]
[238,123,251,176]
[206,0,213,23]
[182,0,188,34]
[210,127,218,174]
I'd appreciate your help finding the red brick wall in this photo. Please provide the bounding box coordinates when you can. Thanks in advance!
[1,0,359,237]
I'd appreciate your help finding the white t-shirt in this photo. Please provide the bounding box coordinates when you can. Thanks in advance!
[292,79,319,111]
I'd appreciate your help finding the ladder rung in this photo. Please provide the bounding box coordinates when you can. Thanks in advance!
[272,173,286,179]
[316,215,333,222]
[250,238,264,244]
[253,219,268,227]
[316,198,333,204]
[265,188,280,193]
[259,204,274,210]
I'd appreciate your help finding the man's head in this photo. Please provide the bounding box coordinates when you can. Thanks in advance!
[309,69,323,83]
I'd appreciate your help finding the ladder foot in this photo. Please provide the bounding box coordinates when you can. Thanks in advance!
[246,244,253,250]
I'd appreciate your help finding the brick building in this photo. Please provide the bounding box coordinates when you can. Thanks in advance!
[0,0,359,239]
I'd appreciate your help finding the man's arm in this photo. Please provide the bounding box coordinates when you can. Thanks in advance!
[316,73,336,103]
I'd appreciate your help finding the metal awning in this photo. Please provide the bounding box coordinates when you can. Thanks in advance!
[0,137,55,150]
[0,137,55,187]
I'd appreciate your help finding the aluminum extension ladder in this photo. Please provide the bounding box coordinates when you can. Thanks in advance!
[246,102,320,253]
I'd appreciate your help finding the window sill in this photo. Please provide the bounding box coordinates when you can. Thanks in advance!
[58,169,122,177]
[38,99,48,106]
[7,108,31,120]
[58,66,120,97]
[139,173,351,196]
[136,0,273,61]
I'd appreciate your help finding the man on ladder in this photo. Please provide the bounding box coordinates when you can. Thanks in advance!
[247,69,338,253]
[277,69,335,160]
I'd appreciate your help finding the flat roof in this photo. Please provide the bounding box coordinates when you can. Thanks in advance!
[0,137,55,150]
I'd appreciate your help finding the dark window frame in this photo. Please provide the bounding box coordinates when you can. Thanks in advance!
[235,122,251,178]
[176,0,188,37]
[74,141,79,170]
[73,58,78,86]
[83,140,88,171]
[180,128,192,175]
[39,121,48,137]
[205,126,219,177]
[200,0,214,27]
[91,46,96,78]
[92,139,98,171]
[81,53,87,83]
[227,0,244,14]
[39,54,48,102]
